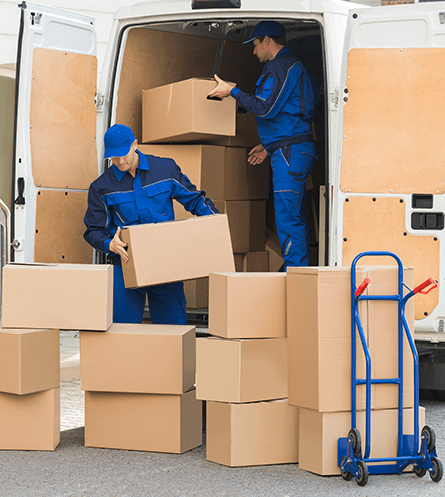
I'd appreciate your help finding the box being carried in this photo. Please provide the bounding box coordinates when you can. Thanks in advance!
[120,214,235,289]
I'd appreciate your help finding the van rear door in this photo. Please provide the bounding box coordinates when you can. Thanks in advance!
[336,4,445,328]
[12,2,98,264]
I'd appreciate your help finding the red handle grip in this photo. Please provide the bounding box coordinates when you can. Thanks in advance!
[355,277,371,297]
[413,277,438,295]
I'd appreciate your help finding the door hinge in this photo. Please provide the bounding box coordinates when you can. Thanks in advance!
[95,91,105,112]
[30,12,42,25]
[15,177,25,205]
[330,88,339,110]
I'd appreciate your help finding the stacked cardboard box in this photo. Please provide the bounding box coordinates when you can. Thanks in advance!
[287,265,423,475]
[80,323,202,453]
[196,272,299,467]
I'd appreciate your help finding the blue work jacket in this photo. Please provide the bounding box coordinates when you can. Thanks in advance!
[84,150,218,259]
[230,47,318,152]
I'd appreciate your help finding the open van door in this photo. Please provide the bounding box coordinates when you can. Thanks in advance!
[12,2,98,264]
[335,3,445,329]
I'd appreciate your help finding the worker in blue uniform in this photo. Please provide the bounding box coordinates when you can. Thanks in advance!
[207,21,319,269]
[84,124,219,325]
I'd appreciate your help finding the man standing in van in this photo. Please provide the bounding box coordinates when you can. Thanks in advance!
[207,21,318,269]
[84,124,219,325]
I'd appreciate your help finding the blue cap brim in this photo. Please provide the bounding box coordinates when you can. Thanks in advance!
[104,144,132,159]
[243,35,256,45]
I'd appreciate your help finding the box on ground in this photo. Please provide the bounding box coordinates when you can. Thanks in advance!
[214,200,266,253]
[80,323,195,394]
[120,214,235,289]
[1,263,113,331]
[298,406,425,476]
[0,387,60,451]
[142,78,236,144]
[206,399,299,467]
[84,389,202,454]
[0,325,59,395]
[184,278,208,309]
[196,336,287,403]
[209,272,286,338]
[287,266,414,412]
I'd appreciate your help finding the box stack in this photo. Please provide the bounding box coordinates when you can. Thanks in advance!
[140,77,272,309]
[196,272,299,467]
[0,262,113,450]
[80,323,202,454]
[287,265,424,475]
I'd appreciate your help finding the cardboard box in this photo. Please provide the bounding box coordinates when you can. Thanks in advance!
[206,399,299,467]
[138,144,269,206]
[184,278,209,309]
[242,251,269,272]
[298,406,425,475]
[1,263,113,331]
[0,325,59,395]
[80,323,195,394]
[120,214,235,289]
[287,266,415,412]
[196,336,287,402]
[214,201,266,253]
[142,78,236,144]
[84,389,202,454]
[0,388,60,451]
[209,272,286,338]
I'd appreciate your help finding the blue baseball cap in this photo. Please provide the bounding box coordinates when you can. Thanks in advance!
[243,21,285,45]
[104,124,136,159]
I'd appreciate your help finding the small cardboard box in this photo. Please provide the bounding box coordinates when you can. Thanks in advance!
[242,251,270,272]
[184,278,209,309]
[0,388,60,451]
[287,266,415,412]
[298,406,425,476]
[214,200,266,253]
[206,399,299,467]
[142,78,236,144]
[196,336,287,403]
[84,389,202,454]
[0,326,59,395]
[80,323,195,394]
[208,272,286,339]
[1,263,113,331]
[120,214,235,289]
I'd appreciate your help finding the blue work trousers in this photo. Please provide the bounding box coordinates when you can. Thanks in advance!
[271,142,317,269]
[112,265,187,325]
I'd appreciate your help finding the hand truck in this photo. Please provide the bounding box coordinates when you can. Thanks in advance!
[337,251,443,486]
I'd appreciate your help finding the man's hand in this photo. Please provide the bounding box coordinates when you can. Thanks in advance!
[247,144,268,166]
[109,227,129,263]
[207,74,234,100]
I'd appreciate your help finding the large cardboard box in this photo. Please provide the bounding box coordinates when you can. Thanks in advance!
[0,326,59,395]
[298,406,425,476]
[184,278,209,309]
[214,200,266,253]
[84,389,202,454]
[120,214,235,289]
[287,266,415,412]
[196,336,287,402]
[206,399,299,467]
[0,388,60,451]
[208,272,286,339]
[142,78,236,144]
[80,323,195,394]
[1,263,113,331]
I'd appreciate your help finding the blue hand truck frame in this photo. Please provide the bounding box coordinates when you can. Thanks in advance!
[337,251,443,486]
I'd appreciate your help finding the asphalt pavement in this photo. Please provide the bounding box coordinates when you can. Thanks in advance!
[0,330,444,496]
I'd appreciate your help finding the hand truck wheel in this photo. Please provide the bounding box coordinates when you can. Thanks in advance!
[430,457,443,483]
[414,466,427,478]
[355,460,369,487]
[340,456,354,481]
[348,428,362,457]
[421,425,436,452]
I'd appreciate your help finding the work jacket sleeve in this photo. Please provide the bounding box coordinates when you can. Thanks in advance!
[83,181,112,254]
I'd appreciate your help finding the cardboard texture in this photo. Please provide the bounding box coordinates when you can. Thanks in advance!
[298,406,425,475]
[242,251,269,272]
[120,214,235,289]
[196,336,287,403]
[84,389,202,454]
[206,399,299,467]
[183,278,209,309]
[1,263,113,331]
[214,200,266,253]
[142,78,236,143]
[0,388,60,451]
[138,144,269,204]
[287,266,415,412]
[208,272,286,339]
[80,323,195,394]
[0,326,60,395]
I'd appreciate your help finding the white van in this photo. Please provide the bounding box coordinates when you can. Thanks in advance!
[5,0,445,391]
